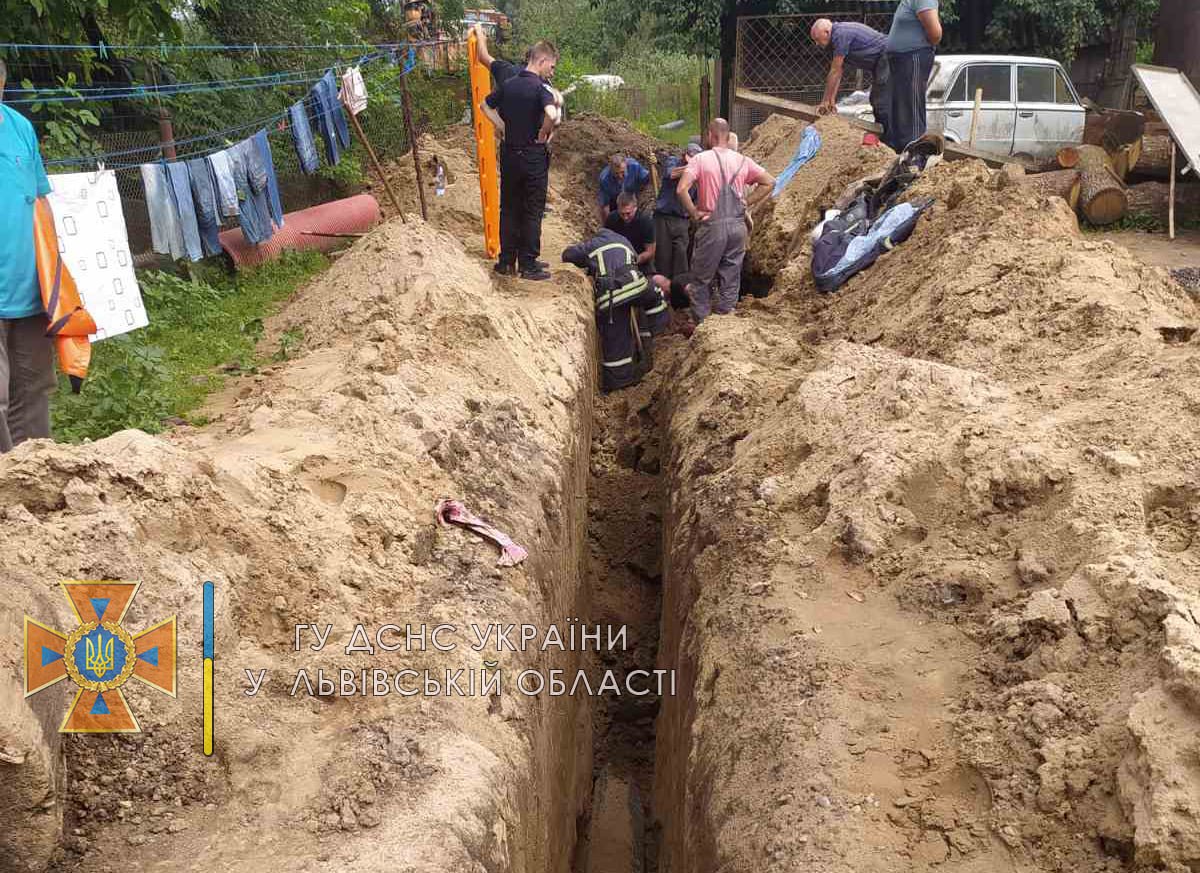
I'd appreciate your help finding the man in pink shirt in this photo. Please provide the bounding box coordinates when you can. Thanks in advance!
[677,118,775,322]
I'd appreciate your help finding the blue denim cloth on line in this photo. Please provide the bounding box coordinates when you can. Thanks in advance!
[166,161,203,261]
[187,158,223,258]
[141,162,185,260]
[289,100,320,175]
[311,71,351,166]
[230,138,274,245]
[207,149,240,218]
[254,130,285,229]
[323,71,351,150]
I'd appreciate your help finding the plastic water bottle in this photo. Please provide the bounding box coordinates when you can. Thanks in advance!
[435,162,446,197]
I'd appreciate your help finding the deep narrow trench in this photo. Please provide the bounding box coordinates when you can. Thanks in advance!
[570,351,674,873]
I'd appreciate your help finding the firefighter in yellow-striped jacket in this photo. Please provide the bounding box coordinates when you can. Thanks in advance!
[562,229,667,393]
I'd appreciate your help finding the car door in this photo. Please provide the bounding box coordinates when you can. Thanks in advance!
[942,63,1017,155]
[1013,64,1086,160]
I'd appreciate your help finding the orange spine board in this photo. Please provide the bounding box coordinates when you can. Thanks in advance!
[467,33,501,260]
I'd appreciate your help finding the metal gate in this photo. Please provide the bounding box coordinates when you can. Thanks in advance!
[731,4,897,137]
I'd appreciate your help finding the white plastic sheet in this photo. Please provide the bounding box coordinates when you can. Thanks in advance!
[46,169,148,341]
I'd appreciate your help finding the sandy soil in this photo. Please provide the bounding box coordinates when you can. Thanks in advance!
[655,114,1200,873]
[1,119,618,873]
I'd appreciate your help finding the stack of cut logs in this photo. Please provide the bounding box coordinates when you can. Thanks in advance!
[1012,120,1196,227]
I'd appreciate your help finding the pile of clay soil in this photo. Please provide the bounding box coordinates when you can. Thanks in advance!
[655,113,1200,873]
[1,117,630,873]
[549,111,671,230]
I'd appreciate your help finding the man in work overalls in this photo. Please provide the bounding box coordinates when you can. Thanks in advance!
[677,118,775,323]
[562,229,667,393]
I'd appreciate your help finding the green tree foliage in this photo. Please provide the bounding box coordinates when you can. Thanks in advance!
[1,0,192,45]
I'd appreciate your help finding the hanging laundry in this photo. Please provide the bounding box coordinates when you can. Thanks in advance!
[773,125,822,198]
[253,130,285,229]
[45,169,148,341]
[186,158,223,258]
[311,70,351,166]
[229,138,274,245]
[435,499,528,567]
[340,66,368,116]
[207,149,240,218]
[140,162,186,260]
[322,70,351,151]
[289,100,320,175]
[166,162,203,261]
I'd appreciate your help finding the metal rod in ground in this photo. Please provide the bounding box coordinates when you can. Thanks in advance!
[344,100,407,222]
[399,72,429,222]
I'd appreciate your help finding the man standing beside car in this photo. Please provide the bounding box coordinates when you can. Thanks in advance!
[810,18,891,144]
[885,0,942,152]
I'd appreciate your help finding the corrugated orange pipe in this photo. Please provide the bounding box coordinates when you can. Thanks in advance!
[219,194,382,269]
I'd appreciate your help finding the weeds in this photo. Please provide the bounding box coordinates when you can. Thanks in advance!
[51,251,328,443]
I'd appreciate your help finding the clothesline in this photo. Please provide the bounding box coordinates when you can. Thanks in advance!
[1,37,463,54]
[9,48,403,105]
[8,64,356,101]
[43,52,416,168]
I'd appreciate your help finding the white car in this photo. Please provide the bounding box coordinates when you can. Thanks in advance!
[839,54,1085,161]
[561,74,625,96]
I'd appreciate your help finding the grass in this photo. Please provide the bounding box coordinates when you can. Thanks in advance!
[51,250,329,443]
[1082,212,1200,234]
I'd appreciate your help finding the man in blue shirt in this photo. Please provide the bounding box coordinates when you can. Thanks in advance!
[0,60,56,453]
[481,41,560,280]
[810,19,892,144]
[886,0,942,152]
[597,154,650,223]
[652,142,700,283]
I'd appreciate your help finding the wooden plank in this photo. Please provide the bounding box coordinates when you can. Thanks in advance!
[733,87,1034,170]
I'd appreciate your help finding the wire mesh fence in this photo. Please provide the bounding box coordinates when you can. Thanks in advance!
[731,4,897,137]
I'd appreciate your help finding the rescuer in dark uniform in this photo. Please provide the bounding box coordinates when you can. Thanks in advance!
[480,41,560,280]
[562,229,667,393]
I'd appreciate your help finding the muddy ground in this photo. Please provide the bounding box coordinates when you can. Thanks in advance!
[5,107,1200,873]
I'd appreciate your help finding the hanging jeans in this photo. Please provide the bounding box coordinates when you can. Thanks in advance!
[253,130,285,229]
[312,72,350,166]
[498,143,549,272]
[207,149,240,218]
[289,100,320,175]
[166,162,203,261]
[886,47,935,152]
[187,158,223,257]
[230,139,274,245]
[141,162,185,260]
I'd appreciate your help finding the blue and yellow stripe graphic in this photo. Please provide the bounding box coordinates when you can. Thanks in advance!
[202,581,214,756]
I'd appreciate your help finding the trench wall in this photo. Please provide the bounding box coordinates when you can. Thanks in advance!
[0,217,598,873]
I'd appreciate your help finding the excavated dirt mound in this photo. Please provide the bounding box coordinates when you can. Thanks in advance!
[656,114,1200,873]
[0,116,629,873]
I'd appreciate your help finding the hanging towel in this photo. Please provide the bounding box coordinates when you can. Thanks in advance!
[289,100,320,175]
[165,161,203,261]
[186,158,223,258]
[340,66,368,116]
[207,149,240,218]
[773,125,822,198]
[45,170,147,342]
[140,162,186,260]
